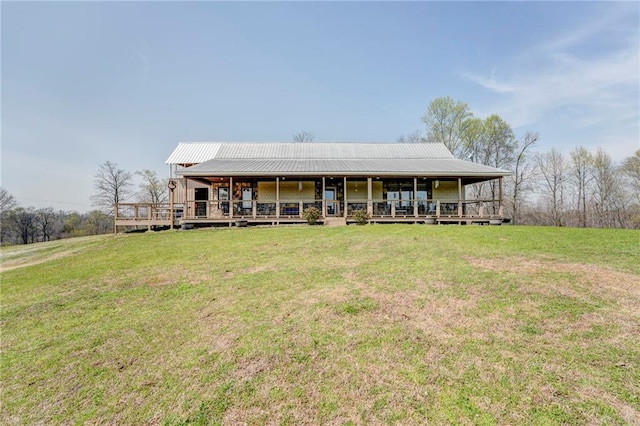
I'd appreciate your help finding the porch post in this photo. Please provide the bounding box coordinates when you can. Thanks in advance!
[367,177,373,216]
[113,203,118,234]
[458,178,463,218]
[322,177,326,217]
[184,177,188,219]
[229,177,233,219]
[344,177,348,218]
[276,177,280,219]
[499,177,504,217]
[413,177,418,217]
[169,186,174,230]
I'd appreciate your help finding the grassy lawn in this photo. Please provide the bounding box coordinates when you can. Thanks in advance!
[2,225,639,424]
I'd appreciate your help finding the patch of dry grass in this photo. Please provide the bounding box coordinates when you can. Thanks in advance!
[1,226,639,424]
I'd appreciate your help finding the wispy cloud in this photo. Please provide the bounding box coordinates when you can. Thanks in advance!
[461,4,639,158]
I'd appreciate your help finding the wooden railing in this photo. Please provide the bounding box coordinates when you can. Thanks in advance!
[180,198,503,220]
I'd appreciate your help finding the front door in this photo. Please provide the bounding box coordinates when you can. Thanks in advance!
[325,187,337,216]
[194,188,208,217]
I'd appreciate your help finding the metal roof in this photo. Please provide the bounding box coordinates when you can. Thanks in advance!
[166,143,222,164]
[166,142,454,164]
[167,142,511,179]
[178,158,511,178]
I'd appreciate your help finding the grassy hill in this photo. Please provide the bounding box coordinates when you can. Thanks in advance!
[2,225,639,424]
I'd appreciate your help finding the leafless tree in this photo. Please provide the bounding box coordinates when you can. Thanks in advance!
[0,187,16,213]
[397,130,426,143]
[511,131,538,224]
[35,207,57,242]
[293,131,315,142]
[91,161,133,215]
[136,169,168,203]
[535,149,566,226]
[9,207,37,244]
[569,147,594,227]
[621,149,640,202]
[591,149,625,228]
[0,187,17,243]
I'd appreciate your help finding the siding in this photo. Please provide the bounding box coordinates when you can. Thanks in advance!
[432,180,462,201]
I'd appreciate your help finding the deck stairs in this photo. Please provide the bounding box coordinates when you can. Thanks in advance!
[324,217,347,227]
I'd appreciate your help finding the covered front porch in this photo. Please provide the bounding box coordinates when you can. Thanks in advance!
[114,175,506,231]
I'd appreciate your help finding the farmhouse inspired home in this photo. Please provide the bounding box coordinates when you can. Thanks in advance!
[114,142,512,231]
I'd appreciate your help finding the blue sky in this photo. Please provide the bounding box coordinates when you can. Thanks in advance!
[2,1,638,211]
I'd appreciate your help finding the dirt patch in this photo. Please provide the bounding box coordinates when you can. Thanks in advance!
[466,257,640,298]
[578,386,640,424]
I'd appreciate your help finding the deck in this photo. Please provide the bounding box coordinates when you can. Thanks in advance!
[115,199,506,231]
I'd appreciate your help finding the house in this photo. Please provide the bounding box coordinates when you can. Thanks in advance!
[114,142,512,231]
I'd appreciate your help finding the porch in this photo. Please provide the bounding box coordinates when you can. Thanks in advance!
[114,175,506,231]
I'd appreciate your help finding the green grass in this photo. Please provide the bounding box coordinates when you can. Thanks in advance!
[2,225,639,424]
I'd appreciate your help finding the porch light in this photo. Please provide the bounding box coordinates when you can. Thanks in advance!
[435,180,440,188]
[298,180,302,191]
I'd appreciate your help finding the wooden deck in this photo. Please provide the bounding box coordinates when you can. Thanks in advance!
[114,200,506,231]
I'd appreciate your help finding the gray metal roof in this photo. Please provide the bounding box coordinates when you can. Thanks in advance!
[166,142,454,164]
[167,142,511,178]
[179,158,511,178]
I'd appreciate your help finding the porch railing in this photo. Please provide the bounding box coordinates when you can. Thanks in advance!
[115,203,176,221]
[180,198,503,220]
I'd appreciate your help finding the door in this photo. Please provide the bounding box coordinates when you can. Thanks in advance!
[325,187,336,216]
[218,187,229,214]
[242,187,253,212]
[194,188,208,217]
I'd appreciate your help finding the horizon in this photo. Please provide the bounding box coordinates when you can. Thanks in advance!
[2,1,638,212]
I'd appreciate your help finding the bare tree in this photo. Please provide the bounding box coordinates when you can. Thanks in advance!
[136,169,168,203]
[9,207,37,244]
[0,187,16,213]
[511,131,538,224]
[91,161,133,215]
[535,149,566,226]
[592,149,625,228]
[397,130,426,143]
[422,97,473,158]
[84,210,112,235]
[293,131,315,142]
[35,207,57,242]
[569,147,594,227]
[0,187,17,244]
[621,149,640,203]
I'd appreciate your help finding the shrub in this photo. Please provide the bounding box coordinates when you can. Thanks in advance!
[352,209,370,225]
[302,207,321,225]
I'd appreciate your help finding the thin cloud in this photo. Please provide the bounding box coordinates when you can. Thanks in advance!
[462,6,639,136]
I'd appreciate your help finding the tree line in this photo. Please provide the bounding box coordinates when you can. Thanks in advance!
[0,164,168,245]
[412,96,640,228]
[2,99,638,245]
